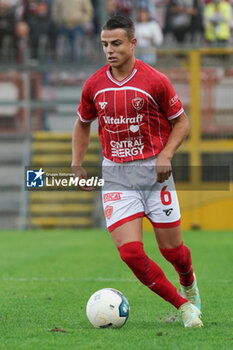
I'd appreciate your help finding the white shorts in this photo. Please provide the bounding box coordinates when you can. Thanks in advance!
[101,157,181,232]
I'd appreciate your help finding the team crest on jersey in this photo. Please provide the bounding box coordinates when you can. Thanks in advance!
[99,102,108,109]
[105,205,113,219]
[132,97,144,110]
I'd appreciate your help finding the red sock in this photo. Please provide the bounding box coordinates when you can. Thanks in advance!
[159,242,194,287]
[118,241,188,309]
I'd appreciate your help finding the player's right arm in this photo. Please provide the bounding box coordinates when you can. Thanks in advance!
[71,118,93,191]
[72,78,97,190]
[72,118,91,167]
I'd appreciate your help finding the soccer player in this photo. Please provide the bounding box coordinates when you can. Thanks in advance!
[72,15,203,328]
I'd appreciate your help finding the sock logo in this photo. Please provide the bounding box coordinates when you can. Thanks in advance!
[163,208,173,216]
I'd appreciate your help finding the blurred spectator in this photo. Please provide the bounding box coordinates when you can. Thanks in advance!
[52,0,93,60]
[106,0,133,17]
[27,0,57,60]
[106,0,157,20]
[0,0,16,59]
[1,0,20,4]
[1,0,22,18]
[137,0,157,17]
[116,0,133,15]
[15,19,30,61]
[91,0,101,33]
[106,0,117,17]
[0,0,29,61]
[22,0,38,22]
[204,0,232,44]
[164,0,203,44]
[15,19,29,37]
[135,7,163,65]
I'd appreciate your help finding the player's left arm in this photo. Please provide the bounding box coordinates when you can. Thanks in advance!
[156,112,190,183]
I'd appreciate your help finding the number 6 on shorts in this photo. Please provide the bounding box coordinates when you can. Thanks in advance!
[160,186,172,206]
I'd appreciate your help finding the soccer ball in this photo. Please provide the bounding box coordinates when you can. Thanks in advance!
[86,288,130,328]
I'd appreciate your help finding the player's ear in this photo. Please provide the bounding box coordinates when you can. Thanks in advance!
[131,37,137,49]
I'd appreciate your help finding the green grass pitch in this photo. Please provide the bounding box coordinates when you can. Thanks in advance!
[0,229,232,350]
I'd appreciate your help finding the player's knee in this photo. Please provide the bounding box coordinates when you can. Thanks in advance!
[160,247,177,264]
[118,241,145,268]
[118,241,166,287]
[160,242,191,266]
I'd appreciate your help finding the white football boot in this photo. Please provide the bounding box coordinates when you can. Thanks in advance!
[179,302,203,328]
[180,273,201,313]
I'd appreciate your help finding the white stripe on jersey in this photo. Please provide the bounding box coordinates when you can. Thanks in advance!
[167,108,184,120]
[102,90,107,155]
[104,123,145,134]
[106,69,138,87]
[77,111,97,123]
[113,89,121,151]
[124,89,133,161]
[157,109,164,147]
[93,87,159,108]
[146,96,156,156]
[134,90,145,160]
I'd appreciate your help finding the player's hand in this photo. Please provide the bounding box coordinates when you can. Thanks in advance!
[156,152,172,183]
[71,165,94,191]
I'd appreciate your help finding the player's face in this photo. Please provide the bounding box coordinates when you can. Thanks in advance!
[101,29,136,69]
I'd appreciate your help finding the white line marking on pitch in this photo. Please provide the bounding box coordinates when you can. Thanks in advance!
[1,277,232,283]
[2,277,137,282]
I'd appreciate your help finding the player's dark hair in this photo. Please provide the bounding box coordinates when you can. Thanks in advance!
[102,15,135,40]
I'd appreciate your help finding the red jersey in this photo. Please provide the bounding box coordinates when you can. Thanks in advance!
[77,59,184,163]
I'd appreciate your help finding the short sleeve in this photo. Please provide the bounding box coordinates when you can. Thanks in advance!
[158,74,184,121]
[77,81,97,123]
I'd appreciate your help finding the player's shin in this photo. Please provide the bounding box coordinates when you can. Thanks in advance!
[118,241,188,309]
[159,242,194,287]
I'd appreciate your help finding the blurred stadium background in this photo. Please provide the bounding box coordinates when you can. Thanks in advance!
[0,0,233,231]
